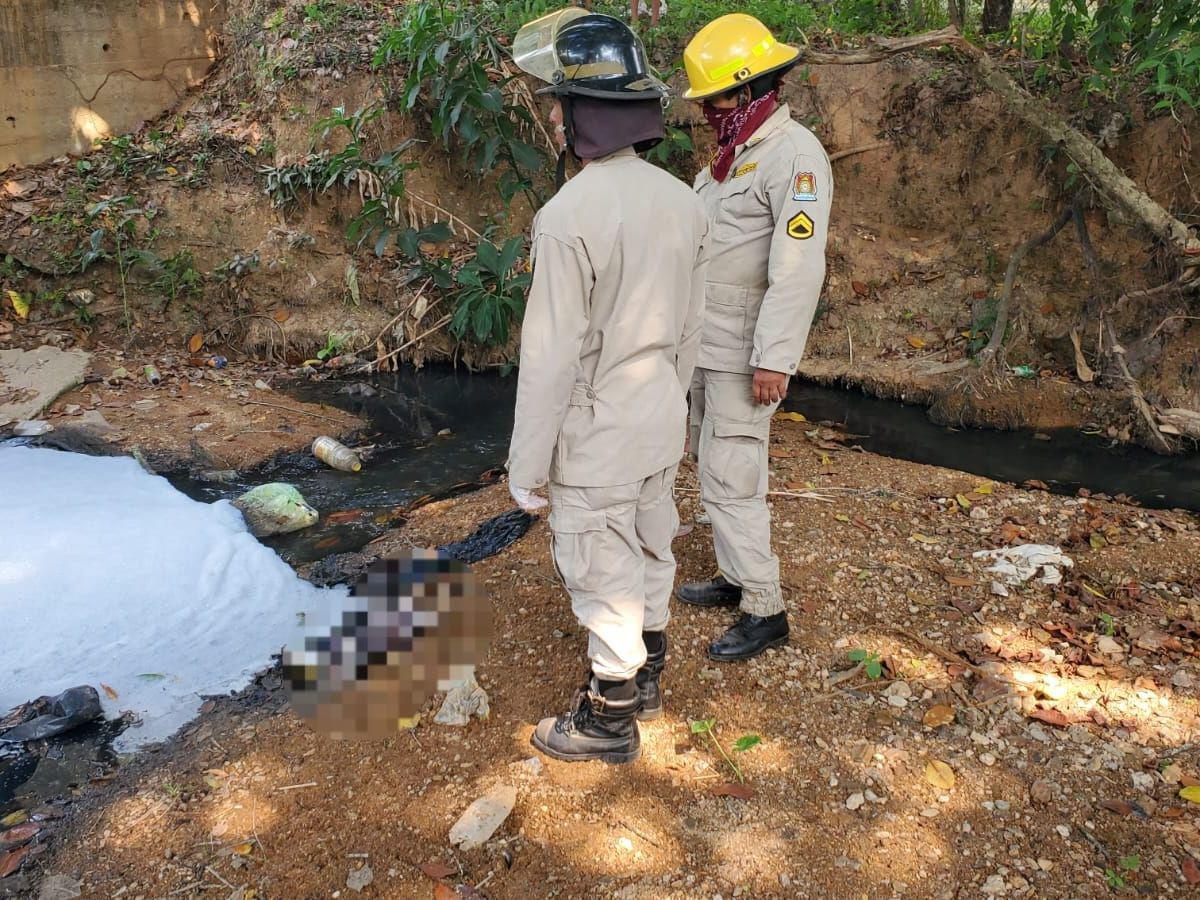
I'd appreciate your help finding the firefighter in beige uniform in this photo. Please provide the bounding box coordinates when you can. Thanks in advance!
[676,14,833,661]
[507,10,709,764]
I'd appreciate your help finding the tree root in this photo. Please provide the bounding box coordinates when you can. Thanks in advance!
[1104,318,1174,453]
[922,198,1078,377]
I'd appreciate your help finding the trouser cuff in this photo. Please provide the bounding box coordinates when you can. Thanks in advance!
[740,584,784,616]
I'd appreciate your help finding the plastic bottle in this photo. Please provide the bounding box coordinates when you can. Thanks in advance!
[312,436,362,473]
[144,365,161,385]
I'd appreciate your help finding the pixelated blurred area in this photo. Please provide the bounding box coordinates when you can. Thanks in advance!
[283,549,492,739]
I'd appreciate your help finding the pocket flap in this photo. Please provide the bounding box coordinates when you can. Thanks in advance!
[549,506,607,534]
[706,282,748,307]
[712,417,771,441]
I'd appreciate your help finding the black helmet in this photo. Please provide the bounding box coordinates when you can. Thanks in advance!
[513,9,667,101]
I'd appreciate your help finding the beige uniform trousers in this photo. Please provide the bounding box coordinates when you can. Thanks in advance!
[548,465,679,680]
[689,369,784,617]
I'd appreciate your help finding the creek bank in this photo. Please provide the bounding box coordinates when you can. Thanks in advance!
[18,418,1200,899]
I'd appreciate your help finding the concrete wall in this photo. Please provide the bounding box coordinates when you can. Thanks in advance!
[0,0,226,170]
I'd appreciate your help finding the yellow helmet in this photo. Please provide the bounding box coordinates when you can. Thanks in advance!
[682,13,800,101]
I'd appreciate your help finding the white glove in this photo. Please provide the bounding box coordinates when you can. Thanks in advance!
[510,482,548,513]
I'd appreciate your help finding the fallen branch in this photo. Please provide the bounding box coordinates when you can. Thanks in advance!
[959,41,1197,259]
[829,142,890,163]
[891,626,990,678]
[354,313,453,374]
[238,400,346,425]
[802,26,961,65]
[1104,319,1174,453]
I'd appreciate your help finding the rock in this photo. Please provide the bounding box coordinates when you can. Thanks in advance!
[1096,635,1125,658]
[1131,771,1154,792]
[515,756,543,778]
[1030,779,1058,805]
[1171,669,1193,688]
[981,873,1007,895]
[38,875,82,899]
[979,752,997,767]
[253,379,271,391]
[66,289,94,306]
[1055,824,1071,838]
[130,399,158,411]
[0,346,91,423]
[920,807,939,817]
[845,792,865,811]
[434,675,490,726]
[233,483,319,537]
[62,404,81,415]
[346,864,373,892]
[13,420,52,436]
[449,783,517,850]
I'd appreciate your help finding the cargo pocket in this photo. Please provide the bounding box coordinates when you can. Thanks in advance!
[548,505,608,595]
[700,418,770,501]
[704,283,750,351]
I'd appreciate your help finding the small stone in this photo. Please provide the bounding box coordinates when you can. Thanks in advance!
[981,874,1007,895]
[970,506,989,520]
[1055,825,1071,839]
[1131,771,1154,791]
[193,422,212,432]
[920,807,939,818]
[994,799,1010,811]
[437,428,453,437]
[1171,669,1193,688]
[346,864,373,893]
[13,420,52,436]
[130,399,158,411]
[845,792,865,811]
[779,874,792,887]
[887,694,908,709]
[1037,859,1053,872]
[979,752,997,767]
[254,379,270,391]
[63,404,81,415]
[1030,780,1057,805]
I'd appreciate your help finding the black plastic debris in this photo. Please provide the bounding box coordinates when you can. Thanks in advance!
[0,686,103,743]
[438,508,534,564]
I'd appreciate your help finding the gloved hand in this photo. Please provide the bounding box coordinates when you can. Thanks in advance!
[509,481,548,513]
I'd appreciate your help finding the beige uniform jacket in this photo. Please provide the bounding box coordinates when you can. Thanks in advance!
[694,104,833,375]
[507,148,710,490]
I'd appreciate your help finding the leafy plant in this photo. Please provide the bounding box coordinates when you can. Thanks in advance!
[449,236,530,346]
[1098,612,1116,637]
[374,1,545,206]
[644,125,696,177]
[690,717,761,784]
[79,196,160,328]
[1104,853,1139,889]
[152,250,203,310]
[848,648,883,679]
[316,331,351,361]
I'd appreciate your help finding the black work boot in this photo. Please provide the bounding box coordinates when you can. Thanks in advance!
[635,631,667,721]
[531,676,642,764]
[676,574,742,608]
[708,613,789,661]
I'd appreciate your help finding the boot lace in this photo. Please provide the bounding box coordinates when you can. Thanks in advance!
[554,685,602,735]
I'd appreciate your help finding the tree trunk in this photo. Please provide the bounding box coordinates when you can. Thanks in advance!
[946,0,965,30]
[981,0,1014,34]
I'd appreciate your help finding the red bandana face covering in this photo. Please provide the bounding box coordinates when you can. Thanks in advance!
[703,90,779,183]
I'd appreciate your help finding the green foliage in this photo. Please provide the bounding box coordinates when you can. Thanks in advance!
[450,236,530,346]
[690,716,760,784]
[316,331,351,361]
[1010,0,1200,112]
[1098,612,1116,637]
[152,250,203,310]
[374,1,545,206]
[644,125,696,177]
[80,196,160,327]
[848,648,883,679]
[733,734,762,753]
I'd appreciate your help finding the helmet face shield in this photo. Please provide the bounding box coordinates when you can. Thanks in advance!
[513,9,667,101]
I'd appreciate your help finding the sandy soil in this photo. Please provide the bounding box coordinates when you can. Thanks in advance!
[12,413,1200,899]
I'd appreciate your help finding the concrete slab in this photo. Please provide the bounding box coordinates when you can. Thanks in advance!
[0,346,91,426]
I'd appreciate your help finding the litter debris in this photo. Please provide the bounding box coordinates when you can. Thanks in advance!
[0,685,101,743]
[434,674,490,726]
[312,435,362,472]
[233,483,319,537]
[143,365,161,385]
[37,874,83,899]
[973,544,1073,587]
[438,508,533,564]
[449,783,517,850]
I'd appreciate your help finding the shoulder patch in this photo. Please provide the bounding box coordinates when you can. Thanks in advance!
[733,162,758,179]
[786,211,815,241]
[793,171,818,202]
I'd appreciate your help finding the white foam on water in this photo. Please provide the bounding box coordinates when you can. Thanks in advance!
[0,446,340,750]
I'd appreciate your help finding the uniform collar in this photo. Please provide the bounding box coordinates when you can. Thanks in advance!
[742,103,791,151]
[585,146,638,165]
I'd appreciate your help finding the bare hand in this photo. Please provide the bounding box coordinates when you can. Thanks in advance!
[752,368,789,405]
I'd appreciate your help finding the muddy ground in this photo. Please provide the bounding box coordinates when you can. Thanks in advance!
[9,407,1200,899]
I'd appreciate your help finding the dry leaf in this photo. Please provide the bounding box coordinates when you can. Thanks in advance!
[1100,799,1133,817]
[912,534,939,544]
[434,885,458,900]
[906,335,926,349]
[1029,707,1071,728]
[6,290,29,320]
[973,482,993,495]
[851,280,869,296]
[924,759,956,790]
[0,823,40,844]
[101,683,118,700]
[0,811,28,828]
[711,782,756,801]
[187,332,204,353]
[1182,856,1200,884]
[272,309,291,323]
[944,575,975,587]
[768,448,797,459]
[1180,785,1200,804]
[774,411,807,423]
[420,862,457,880]
[923,705,956,727]
[834,513,851,523]
[232,842,254,856]
[0,846,31,878]
[955,493,971,510]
